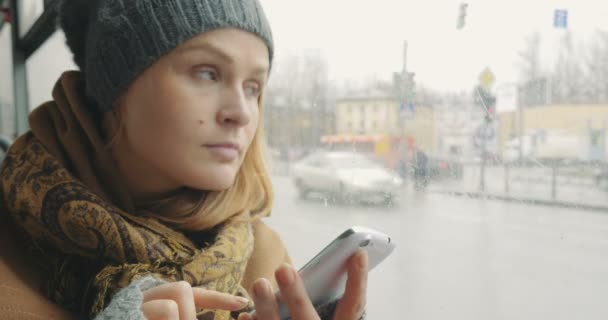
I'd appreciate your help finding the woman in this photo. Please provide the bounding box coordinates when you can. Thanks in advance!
[0,0,368,319]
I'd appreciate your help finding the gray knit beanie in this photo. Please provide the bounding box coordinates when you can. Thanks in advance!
[83,0,274,112]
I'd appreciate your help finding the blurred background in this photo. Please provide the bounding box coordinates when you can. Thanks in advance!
[2,0,608,319]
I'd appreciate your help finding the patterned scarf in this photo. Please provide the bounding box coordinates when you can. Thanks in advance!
[1,133,255,319]
[0,72,258,319]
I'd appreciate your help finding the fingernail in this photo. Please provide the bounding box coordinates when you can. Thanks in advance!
[253,279,271,298]
[276,263,295,287]
[235,296,249,307]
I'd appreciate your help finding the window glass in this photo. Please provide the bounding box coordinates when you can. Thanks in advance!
[2,1,608,319]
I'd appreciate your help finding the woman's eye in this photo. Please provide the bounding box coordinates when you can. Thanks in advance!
[194,69,217,81]
[244,84,261,97]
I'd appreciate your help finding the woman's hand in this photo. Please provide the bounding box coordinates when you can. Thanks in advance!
[141,281,249,320]
[240,250,368,320]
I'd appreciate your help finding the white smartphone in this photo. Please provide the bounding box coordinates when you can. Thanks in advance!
[250,226,395,319]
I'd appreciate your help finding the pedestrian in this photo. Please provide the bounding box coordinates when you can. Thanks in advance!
[397,155,408,180]
[0,1,368,319]
[414,150,429,190]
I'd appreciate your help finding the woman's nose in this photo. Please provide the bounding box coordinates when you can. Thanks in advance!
[216,87,253,127]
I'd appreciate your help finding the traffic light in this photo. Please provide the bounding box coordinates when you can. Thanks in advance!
[393,71,416,102]
[457,3,468,29]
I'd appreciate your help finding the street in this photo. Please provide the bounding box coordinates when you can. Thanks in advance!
[265,175,608,320]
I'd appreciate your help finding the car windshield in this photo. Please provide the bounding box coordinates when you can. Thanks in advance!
[2,1,607,319]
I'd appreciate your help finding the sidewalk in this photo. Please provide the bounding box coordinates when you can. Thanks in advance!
[428,165,608,211]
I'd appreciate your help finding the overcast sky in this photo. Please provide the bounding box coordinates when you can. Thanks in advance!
[1,0,608,109]
[262,0,608,89]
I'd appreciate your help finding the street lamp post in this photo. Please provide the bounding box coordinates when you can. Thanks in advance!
[517,84,524,163]
[474,69,497,193]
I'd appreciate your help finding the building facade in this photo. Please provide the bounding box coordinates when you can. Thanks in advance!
[334,97,438,156]
[498,104,608,161]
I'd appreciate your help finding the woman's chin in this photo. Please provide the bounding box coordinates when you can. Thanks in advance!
[204,182,233,191]
[187,169,237,191]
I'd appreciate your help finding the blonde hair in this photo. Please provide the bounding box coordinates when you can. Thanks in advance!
[104,96,274,231]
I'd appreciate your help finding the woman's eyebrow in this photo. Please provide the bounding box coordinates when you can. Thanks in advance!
[178,42,234,64]
[177,42,269,75]
[250,66,269,78]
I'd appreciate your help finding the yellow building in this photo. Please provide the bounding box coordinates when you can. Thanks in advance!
[335,98,399,135]
[334,97,438,155]
[401,105,438,156]
[498,104,608,160]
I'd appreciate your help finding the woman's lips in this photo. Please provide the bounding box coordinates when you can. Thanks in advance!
[204,144,240,161]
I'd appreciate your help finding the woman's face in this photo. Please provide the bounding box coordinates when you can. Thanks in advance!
[111,28,269,199]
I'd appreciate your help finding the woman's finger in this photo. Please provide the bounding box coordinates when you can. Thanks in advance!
[192,287,250,311]
[250,278,280,320]
[333,250,368,320]
[141,299,180,320]
[275,264,320,320]
[143,281,197,320]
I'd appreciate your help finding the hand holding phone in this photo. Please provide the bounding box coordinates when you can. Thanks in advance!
[250,226,395,320]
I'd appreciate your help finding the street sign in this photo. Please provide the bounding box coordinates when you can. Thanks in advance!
[479,68,495,90]
[399,100,415,119]
[554,9,568,29]
[475,123,495,140]
[473,122,495,148]
[496,84,518,113]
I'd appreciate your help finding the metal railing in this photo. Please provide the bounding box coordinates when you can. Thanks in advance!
[434,161,608,210]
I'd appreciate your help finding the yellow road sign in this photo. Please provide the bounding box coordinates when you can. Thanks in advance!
[479,68,495,89]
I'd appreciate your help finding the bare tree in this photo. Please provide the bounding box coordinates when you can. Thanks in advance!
[518,32,542,82]
[517,32,550,106]
[551,31,585,104]
[518,30,608,105]
[583,30,608,103]
[264,52,332,151]
[302,51,331,147]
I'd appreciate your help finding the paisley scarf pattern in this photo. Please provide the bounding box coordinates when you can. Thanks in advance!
[1,130,254,320]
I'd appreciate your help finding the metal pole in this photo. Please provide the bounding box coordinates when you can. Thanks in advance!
[504,163,510,194]
[480,130,486,193]
[10,0,30,137]
[402,41,408,74]
[551,165,557,200]
[518,85,524,162]
[478,113,493,194]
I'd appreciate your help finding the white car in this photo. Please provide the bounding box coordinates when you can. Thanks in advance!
[291,151,403,203]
